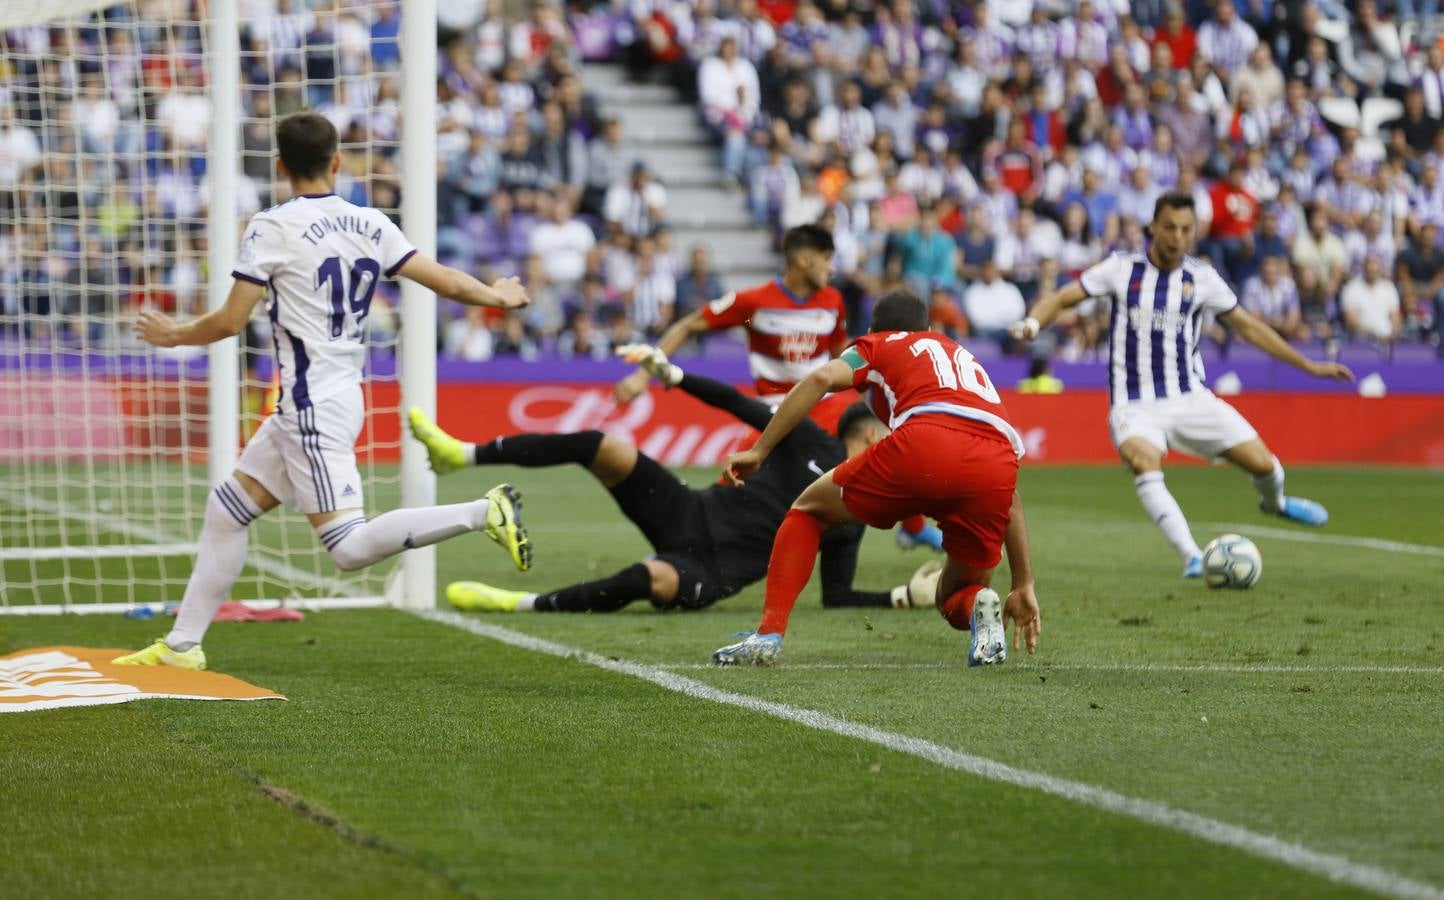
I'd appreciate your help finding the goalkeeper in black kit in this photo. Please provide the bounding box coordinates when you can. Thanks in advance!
[407,346,933,613]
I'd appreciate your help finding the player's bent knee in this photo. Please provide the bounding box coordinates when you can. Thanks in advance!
[326,542,371,572]
[643,559,680,605]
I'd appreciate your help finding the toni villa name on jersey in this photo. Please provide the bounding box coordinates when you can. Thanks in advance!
[297,212,388,247]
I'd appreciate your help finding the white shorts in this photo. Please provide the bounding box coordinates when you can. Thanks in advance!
[1108,391,1259,461]
[236,390,365,515]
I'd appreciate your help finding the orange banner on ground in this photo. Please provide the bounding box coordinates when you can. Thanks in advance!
[0,646,285,713]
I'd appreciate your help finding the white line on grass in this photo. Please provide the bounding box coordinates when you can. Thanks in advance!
[653,661,1444,675]
[1203,523,1444,558]
[415,609,1443,900]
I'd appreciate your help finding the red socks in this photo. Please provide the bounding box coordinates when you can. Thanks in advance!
[939,585,984,631]
[758,509,825,635]
[900,514,927,535]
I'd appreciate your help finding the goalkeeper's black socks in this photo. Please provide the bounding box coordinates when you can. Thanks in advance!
[533,563,652,612]
[473,431,605,468]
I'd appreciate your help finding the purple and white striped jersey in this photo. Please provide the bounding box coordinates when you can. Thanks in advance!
[1080,252,1239,407]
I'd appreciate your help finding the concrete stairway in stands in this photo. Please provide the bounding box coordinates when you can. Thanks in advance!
[582,62,777,293]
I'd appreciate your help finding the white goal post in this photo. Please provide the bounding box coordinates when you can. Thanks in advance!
[0,0,436,613]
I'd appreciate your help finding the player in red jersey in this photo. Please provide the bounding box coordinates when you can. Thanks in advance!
[613,224,942,549]
[613,224,849,416]
[714,290,1042,667]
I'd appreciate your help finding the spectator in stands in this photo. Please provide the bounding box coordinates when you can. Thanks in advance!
[896,205,959,296]
[812,79,876,159]
[474,189,534,270]
[1241,255,1309,342]
[494,312,541,361]
[1345,210,1397,277]
[697,36,760,187]
[1232,43,1285,111]
[558,308,610,362]
[927,283,968,341]
[1205,160,1259,275]
[983,118,1044,204]
[1292,205,1348,339]
[536,103,587,201]
[628,237,676,339]
[675,243,723,319]
[1118,165,1162,227]
[444,305,497,362]
[1341,255,1404,348]
[1018,356,1064,393]
[955,207,996,286]
[872,81,918,159]
[583,117,627,215]
[529,193,595,292]
[1396,221,1444,349]
[1337,0,1407,97]
[604,163,667,238]
[749,141,800,226]
[962,258,1026,347]
[780,168,826,230]
[1156,75,1212,167]
[445,131,501,224]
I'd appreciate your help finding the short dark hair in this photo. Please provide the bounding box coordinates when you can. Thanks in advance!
[836,402,883,441]
[781,224,834,260]
[869,289,929,333]
[277,111,338,180]
[1152,191,1195,221]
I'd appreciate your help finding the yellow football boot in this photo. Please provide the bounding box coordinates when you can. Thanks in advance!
[112,638,207,670]
[483,483,532,572]
[446,580,530,612]
[407,407,469,475]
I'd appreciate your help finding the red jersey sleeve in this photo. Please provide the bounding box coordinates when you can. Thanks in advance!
[699,288,756,329]
[839,333,882,390]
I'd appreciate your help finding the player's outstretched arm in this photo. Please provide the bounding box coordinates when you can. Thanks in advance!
[1002,490,1041,655]
[1220,306,1355,382]
[135,279,266,347]
[614,310,711,403]
[723,358,853,484]
[1009,281,1088,341]
[395,253,529,310]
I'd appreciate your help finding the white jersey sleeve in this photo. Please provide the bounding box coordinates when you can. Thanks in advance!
[233,213,287,285]
[1193,262,1240,315]
[1079,252,1127,298]
[377,215,418,279]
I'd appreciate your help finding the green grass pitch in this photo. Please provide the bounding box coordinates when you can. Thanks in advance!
[2,463,1443,898]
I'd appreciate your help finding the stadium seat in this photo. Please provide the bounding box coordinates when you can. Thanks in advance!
[1317,96,1361,130]
[1360,97,1404,139]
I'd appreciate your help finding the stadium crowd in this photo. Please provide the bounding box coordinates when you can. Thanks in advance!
[2,0,1443,362]
[610,0,1444,359]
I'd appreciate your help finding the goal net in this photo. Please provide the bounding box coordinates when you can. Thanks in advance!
[0,0,434,612]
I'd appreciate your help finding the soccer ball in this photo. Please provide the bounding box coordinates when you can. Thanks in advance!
[907,559,944,608]
[1201,534,1262,589]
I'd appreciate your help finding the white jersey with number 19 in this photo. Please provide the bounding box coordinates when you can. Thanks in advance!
[232,193,416,414]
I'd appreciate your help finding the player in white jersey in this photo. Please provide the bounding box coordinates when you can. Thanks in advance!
[1011,192,1354,577]
[114,112,533,670]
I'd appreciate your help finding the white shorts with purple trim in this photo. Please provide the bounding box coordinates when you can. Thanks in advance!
[236,388,365,515]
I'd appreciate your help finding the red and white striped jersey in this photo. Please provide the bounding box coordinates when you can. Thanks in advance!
[700,278,848,397]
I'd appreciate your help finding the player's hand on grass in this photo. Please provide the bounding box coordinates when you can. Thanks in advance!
[1004,582,1040,655]
[1007,317,1041,342]
[1306,360,1355,383]
[135,309,182,347]
[489,276,530,309]
[613,369,650,404]
[722,449,764,486]
[615,344,683,386]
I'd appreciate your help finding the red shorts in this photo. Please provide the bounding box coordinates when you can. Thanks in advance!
[834,416,1018,570]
